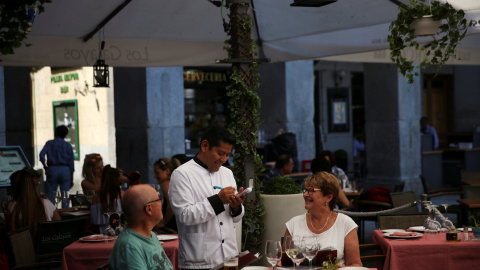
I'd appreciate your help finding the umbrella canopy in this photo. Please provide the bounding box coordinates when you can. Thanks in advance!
[2,0,480,67]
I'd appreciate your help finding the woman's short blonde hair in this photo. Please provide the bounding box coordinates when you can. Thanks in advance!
[304,171,340,210]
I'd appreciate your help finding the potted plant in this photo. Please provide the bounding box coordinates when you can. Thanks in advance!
[259,176,304,265]
[388,0,471,84]
[469,215,480,238]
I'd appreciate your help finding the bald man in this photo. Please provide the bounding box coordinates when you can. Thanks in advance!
[109,185,173,270]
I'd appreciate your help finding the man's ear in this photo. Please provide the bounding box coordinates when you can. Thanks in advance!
[200,140,209,152]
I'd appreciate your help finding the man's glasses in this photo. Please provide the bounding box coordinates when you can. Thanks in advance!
[144,197,162,210]
[302,188,321,195]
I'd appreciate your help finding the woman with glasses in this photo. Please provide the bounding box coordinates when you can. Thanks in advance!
[91,165,124,234]
[81,153,104,193]
[283,171,362,267]
[153,157,181,233]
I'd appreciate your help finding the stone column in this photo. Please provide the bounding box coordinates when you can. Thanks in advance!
[364,63,422,196]
[258,60,315,167]
[0,67,5,145]
[114,67,184,185]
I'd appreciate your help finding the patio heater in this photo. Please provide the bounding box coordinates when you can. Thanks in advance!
[93,41,109,87]
[290,0,337,7]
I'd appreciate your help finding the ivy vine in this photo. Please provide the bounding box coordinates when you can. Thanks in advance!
[223,4,265,252]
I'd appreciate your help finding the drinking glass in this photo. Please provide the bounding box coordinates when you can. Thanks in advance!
[115,212,125,236]
[53,191,62,208]
[441,203,454,229]
[76,191,85,206]
[287,236,305,270]
[284,235,296,270]
[103,212,117,236]
[62,191,70,208]
[86,190,96,204]
[303,236,319,270]
[265,240,282,270]
[1,195,12,212]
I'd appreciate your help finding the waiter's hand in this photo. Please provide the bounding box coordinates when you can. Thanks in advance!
[229,187,246,209]
[218,187,236,204]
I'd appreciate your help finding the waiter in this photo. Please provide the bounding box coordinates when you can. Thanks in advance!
[169,126,246,269]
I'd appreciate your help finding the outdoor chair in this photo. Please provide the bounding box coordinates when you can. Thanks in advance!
[35,216,88,261]
[359,243,385,268]
[377,213,428,230]
[389,191,419,215]
[8,227,61,270]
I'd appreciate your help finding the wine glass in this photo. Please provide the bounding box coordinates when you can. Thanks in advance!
[76,191,85,207]
[441,203,454,229]
[265,240,282,270]
[62,191,70,208]
[86,190,96,204]
[288,236,305,270]
[103,212,118,236]
[284,235,296,270]
[303,236,319,270]
[115,212,125,236]
[53,191,62,208]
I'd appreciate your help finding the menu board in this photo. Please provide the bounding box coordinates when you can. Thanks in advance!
[0,146,31,187]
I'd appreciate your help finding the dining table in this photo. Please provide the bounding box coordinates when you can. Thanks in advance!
[61,234,179,270]
[372,229,480,270]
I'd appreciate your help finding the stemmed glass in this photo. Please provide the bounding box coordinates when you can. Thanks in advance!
[62,191,70,208]
[114,212,125,236]
[284,235,296,270]
[53,191,62,208]
[86,190,96,205]
[103,212,118,236]
[287,236,305,270]
[265,240,282,270]
[265,240,282,269]
[423,202,441,237]
[303,236,319,270]
[76,191,85,207]
[441,203,454,229]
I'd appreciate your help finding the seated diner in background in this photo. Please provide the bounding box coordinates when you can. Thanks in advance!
[6,168,61,239]
[153,157,180,234]
[81,153,104,193]
[319,150,350,187]
[109,184,173,270]
[310,156,351,210]
[263,154,294,188]
[283,171,362,267]
[90,165,124,234]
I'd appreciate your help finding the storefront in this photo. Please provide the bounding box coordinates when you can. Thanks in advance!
[183,67,230,150]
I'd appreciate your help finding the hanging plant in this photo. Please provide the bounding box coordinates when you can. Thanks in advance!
[388,0,471,84]
[0,1,51,60]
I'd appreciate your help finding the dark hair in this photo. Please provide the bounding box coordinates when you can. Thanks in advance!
[319,150,336,166]
[275,154,292,169]
[171,154,191,165]
[55,125,69,138]
[154,158,180,172]
[201,126,235,149]
[311,156,332,174]
[99,165,122,213]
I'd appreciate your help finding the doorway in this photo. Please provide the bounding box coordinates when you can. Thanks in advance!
[422,75,453,149]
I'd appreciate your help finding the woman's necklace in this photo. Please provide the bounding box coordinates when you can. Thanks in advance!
[310,211,332,232]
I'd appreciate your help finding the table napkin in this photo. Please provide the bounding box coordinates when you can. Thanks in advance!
[391,232,417,237]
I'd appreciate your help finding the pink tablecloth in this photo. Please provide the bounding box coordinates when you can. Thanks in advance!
[61,234,179,270]
[373,230,480,270]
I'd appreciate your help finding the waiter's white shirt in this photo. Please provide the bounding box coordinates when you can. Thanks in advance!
[170,157,244,269]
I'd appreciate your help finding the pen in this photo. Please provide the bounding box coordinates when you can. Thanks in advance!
[213,186,223,190]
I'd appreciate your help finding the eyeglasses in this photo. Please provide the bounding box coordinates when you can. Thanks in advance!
[144,197,162,210]
[302,188,321,195]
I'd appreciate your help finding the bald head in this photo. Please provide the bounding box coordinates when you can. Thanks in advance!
[121,185,158,224]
